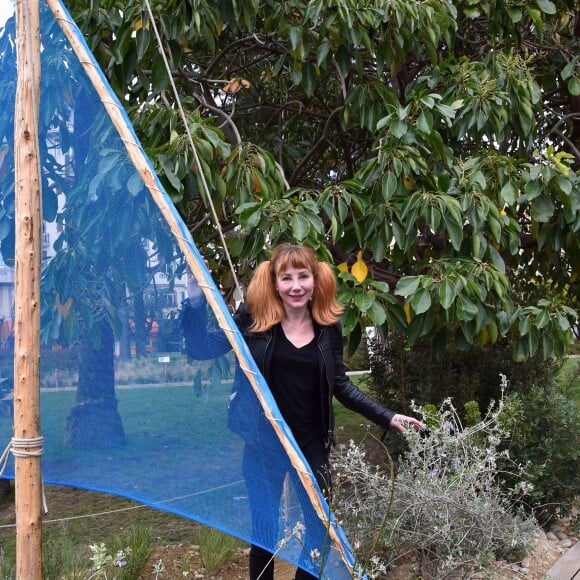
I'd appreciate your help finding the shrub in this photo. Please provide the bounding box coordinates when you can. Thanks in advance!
[556,356,580,404]
[499,384,580,525]
[332,380,537,579]
[367,332,561,419]
[366,331,578,521]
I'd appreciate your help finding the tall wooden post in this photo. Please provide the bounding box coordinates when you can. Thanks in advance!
[14,0,43,578]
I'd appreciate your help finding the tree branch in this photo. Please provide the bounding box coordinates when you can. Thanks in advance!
[190,90,242,146]
[289,107,344,185]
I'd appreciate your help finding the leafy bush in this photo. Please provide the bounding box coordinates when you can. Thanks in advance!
[367,332,561,419]
[556,356,580,404]
[332,381,537,579]
[366,331,579,521]
[499,384,580,524]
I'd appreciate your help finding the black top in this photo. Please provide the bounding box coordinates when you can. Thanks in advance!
[269,325,322,448]
[181,300,395,447]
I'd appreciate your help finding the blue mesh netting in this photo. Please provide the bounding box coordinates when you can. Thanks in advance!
[0,2,360,577]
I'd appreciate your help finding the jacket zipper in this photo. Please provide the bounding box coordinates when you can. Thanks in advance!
[318,328,334,447]
[262,330,273,382]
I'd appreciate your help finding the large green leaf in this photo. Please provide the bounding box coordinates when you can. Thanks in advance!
[395,276,421,297]
[456,295,478,321]
[531,195,556,222]
[368,301,387,325]
[439,279,457,310]
[410,287,431,314]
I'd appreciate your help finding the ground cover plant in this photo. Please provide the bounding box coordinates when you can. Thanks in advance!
[0,485,202,579]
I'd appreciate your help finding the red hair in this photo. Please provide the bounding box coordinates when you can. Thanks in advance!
[246,244,343,332]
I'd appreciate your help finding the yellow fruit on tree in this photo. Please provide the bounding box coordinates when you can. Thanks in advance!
[403,303,412,324]
[478,327,490,346]
[351,251,368,283]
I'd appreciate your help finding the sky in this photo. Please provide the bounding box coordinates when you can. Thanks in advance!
[0,1,14,29]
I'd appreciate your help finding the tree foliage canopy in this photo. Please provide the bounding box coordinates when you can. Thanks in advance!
[67,0,579,359]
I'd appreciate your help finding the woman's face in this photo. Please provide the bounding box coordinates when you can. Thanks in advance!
[275,266,315,313]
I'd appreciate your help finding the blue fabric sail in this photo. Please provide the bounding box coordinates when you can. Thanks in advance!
[0,2,361,577]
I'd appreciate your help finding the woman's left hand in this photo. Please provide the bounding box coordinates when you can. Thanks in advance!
[390,413,423,433]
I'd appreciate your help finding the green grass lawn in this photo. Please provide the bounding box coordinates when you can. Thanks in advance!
[1,383,237,568]
[0,374,377,572]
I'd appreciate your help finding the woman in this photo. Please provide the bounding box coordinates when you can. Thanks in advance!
[181,243,421,580]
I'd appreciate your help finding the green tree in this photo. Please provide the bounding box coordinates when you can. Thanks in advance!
[64,0,579,359]
[0,11,184,448]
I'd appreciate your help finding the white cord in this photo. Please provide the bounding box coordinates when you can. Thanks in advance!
[0,437,48,514]
[143,0,244,300]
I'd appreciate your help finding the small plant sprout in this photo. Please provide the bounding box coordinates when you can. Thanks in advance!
[88,543,113,578]
[153,558,166,578]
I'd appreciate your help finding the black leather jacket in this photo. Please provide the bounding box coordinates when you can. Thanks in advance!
[181,300,394,446]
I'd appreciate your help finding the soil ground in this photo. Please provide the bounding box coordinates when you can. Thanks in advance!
[147,529,571,579]
[0,484,575,579]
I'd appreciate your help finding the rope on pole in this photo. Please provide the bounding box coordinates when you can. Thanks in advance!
[0,437,48,514]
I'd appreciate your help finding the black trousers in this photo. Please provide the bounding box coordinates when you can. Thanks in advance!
[243,439,330,580]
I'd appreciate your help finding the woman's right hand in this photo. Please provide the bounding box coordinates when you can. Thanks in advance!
[390,413,423,434]
[186,267,204,300]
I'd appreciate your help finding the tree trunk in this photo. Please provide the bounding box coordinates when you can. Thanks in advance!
[118,302,132,361]
[65,320,125,448]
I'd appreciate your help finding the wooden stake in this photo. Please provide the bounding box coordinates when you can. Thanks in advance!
[14,0,43,578]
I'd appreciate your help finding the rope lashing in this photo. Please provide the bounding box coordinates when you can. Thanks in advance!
[0,436,49,514]
[10,435,45,457]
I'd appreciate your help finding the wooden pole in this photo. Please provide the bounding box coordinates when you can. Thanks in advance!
[14,0,43,578]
